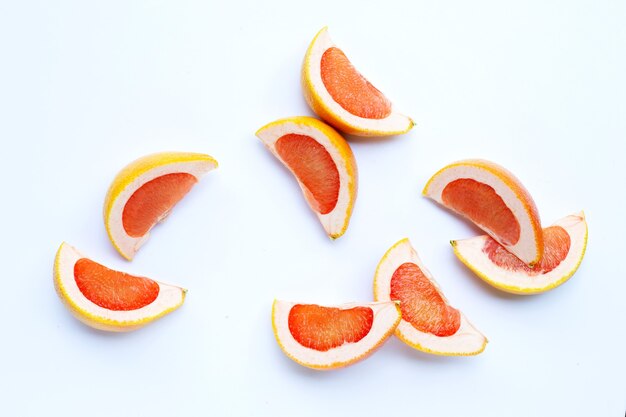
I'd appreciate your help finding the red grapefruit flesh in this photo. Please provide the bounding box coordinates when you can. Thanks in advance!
[484,226,570,275]
[320,47,392,119]
[390,263,460,337]
[442,178,521,246]
[288,304,373,351]
[122,173,197,238]
[74,258,160,311]
[275,133,340,215]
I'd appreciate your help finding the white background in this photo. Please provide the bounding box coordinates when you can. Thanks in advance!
[1,1,625,416]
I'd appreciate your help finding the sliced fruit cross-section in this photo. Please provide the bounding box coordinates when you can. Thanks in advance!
[54,243,186,331]
[423,159,543,266]
[374,238,487,356]
[302,27,414,137]
[452,212,588,294]
[256,116,357,239]
[104,151,218,260]
[272,300,401,369]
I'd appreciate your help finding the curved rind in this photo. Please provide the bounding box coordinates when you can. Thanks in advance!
[256,116,358,239]
[103,151,218,260]
[53,242,186,332]
[301,27,414,137]
[452,212,588,295]
[272,300,401,370]
[373,238,487,356]
[422,159,543,266]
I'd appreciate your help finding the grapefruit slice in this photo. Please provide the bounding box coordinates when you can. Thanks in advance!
[452,212,588,294]
[302,27,414,137]
[256,116,357,239]
[374,238,487,356]
[272,300,401,369]
[53,242,186,332]
[423,159,543,266]
[103,151,218,260]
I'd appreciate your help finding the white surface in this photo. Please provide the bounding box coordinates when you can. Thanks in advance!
[0,1,624,416]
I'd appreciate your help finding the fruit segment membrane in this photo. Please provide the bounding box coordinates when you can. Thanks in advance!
[320,47,392,119]
[74,258,160,311]
[288,304,374,351]
[122,173,197,237]
[484,226,570,274]
[275,134,340,215]
[390,263,460,337]
[442,178,521,246]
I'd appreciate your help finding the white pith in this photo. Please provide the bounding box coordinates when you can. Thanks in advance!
[273,300,400,368]
[424,163,540,265]
[256,120,354,237]
[374,239,487,355]
[55,243,184,324]
[453,213,587,293]
[107,160,217,259]
[305,28,413,134]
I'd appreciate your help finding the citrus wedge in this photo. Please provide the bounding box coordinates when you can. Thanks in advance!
[452,212,588,294]
[374,238,487,356]
[256,116,357,239]
[302,27,414,137]
[272,300,401,369]
[53,242,186,332]
[103,151,218,260]
[423,159,543,266]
